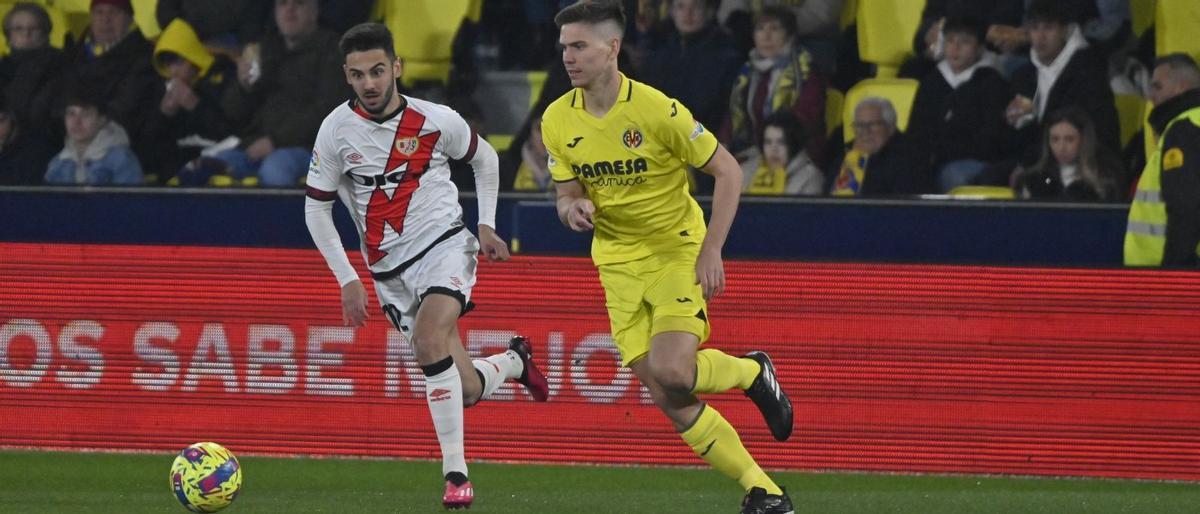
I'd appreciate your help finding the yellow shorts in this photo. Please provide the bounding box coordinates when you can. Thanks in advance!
[598,246,711,367]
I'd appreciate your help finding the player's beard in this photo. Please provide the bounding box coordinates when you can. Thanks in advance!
[359,79,396,116]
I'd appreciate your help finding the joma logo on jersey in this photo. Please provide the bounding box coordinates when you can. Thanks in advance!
[571,157,648,179]
[349,169,405,187]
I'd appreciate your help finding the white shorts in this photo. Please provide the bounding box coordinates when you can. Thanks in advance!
[375,229,479,339]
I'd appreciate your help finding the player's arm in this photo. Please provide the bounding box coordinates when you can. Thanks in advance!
[696,144,742,299]
[303,122,367,327]
[463,133,510,261]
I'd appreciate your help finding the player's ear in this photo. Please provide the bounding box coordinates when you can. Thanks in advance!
[394,56,404,80]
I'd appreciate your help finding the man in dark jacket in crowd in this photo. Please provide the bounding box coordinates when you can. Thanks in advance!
[218,0,348,187]
[0,2,67,144]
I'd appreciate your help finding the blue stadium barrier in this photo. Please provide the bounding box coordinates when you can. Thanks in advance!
[0,188,1129,265]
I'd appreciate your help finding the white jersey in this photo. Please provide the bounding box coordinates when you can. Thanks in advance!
[306,96,479,276]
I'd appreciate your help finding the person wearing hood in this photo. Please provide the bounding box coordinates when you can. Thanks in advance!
[45,90,143,185]
[721,7,827,168]
[1003,0,1118,167]
[907,17,1011,192]
[0,2,67,144]
[1125,53,1200,267]
[147,18,237,181]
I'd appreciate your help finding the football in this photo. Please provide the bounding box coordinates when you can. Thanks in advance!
[169,442,242,512]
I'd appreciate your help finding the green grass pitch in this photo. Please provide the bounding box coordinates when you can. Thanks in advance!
[0,450,1197,513]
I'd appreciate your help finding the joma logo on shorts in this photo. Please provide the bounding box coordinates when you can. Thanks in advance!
[571,158,648,179]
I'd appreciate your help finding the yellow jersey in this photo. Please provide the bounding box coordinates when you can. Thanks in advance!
[542,74,719,265]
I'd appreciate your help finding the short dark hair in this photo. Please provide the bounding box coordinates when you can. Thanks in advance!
[339,22,396,60]
[1155,52,1200,89]
[554,0,626,32]
[760,111,807,157]
[1025,0,1077,26]
[755,6,798,39]
[942,16,987,44]
[3,2,51,40]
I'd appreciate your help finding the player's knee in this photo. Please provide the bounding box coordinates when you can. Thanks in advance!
[651,360,694,394]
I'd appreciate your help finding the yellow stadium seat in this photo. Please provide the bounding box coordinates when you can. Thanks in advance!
[486,134,513,153]
[1115,93,1147,148]
[131,0,160,40]
[0,2,69,54]
[527,70,547,109]
[1130,0,1156,36]
[825,88,844,137]
[375,0,470,87]
[839,0,857,30]
[842,78,919,143]
[1156,0,1200,63]
[946,185,1014,199]
[856,0,926,78]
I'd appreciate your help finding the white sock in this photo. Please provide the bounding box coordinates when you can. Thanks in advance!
[423,359,466,477]
[471,350,524,400]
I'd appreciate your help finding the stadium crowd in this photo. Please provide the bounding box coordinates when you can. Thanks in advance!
[0,0,1195,205]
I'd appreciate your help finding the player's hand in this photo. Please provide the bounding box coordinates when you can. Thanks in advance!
[341,280,369,327]
[478,224,510,261]
[695,245,725,301]
[567,198,595,232]
[246,137,275,160]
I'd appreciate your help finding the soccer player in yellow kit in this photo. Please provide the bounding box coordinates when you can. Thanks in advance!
[542,2,795,513]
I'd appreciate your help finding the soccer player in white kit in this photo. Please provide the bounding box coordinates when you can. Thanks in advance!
[304,23,549,510]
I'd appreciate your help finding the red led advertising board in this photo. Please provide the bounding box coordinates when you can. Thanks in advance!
[1,243,1197,479]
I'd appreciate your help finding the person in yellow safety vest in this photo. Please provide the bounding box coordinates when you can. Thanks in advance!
[1125,53,1200,267]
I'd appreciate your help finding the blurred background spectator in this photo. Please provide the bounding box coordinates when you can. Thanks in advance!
[217,0,347,187]
[721,6,827,167]
[738,110,822,195]
[155,0,271,50]
[145,18,237,183]
[45,89,142,186]
[639,0,742,193]
[905,0,1024,79]
[0,100,55,185]
[831,97,928,196]
[996,0,1119,178]
[1012,106,1121,201]
[0,2,67,145]
[62,0,160,180]
[718,0,842,74]
[907,17,1010,193]
[510,115,552,193]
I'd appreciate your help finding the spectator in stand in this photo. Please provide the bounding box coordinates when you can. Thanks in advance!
[1125,54,1200,267]
[907,17,1011,192]
[0,2,67,144]
[63,0,161,181]
[316,0,373,36]
[830,97,928,196]
[0,101,56,185]
[717,0,842,73]
[45,90,143,186]
[510,115,553,193]
[1001,0,1118,171]
[145,18,238,183]
[722,7,827,167]
[738,111,823,195]
[218,0,348,187]
[156,0,272,49]
[905,0,1024,79]
[1012,106,1121,201]
[638,0,742,193]
[640,0,740,133]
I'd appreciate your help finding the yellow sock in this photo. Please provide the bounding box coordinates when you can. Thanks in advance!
[680,405,782,495]
[692,348,760,393]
